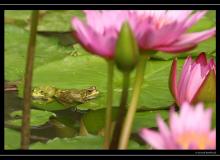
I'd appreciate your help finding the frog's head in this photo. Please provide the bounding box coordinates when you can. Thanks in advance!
[32,86,57,101]
[81,86,99,101]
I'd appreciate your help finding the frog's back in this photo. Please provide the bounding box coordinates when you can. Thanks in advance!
[55,89,84,106]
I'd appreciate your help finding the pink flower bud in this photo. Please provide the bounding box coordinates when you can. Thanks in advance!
[169,53,216,106]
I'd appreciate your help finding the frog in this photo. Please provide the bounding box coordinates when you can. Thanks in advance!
[31,86,99,107]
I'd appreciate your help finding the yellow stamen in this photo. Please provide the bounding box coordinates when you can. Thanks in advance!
[177,132,210,149]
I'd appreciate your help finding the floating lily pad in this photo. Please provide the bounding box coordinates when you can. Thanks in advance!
[5,24,73,81]
[5,109,56,127]
[82,107,169,134]
[4,128,21,150]
[17,52,186,111]
[29,135,143,149]
[15,47,196,113]
[5,10,85,32]
[36,10,84,32]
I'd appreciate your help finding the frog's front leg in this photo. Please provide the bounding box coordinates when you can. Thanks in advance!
[32,97,55,105]
[45,97,55,103]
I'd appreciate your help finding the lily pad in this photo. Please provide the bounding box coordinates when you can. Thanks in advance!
[82,107,169,134]
[5,109,56,127]
[18,53,185,111]
[29,135,142,149]
[36,10,85,32]
[4,128,21,150]
[5,24,73,81]
[188,10,215,32]
[5,10,85,32]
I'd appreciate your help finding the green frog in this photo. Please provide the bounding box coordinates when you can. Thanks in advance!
[32,86,99,107]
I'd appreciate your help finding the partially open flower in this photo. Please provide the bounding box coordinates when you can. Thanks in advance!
[169,53,216,106]
[140,102,216,149]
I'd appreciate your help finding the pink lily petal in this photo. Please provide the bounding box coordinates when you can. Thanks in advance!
[208,129,216,149]
[186,64,205,102]
[165,10,193,23]
[209,59,216,75]
[157,116,177,149]
[72,18,97,51]
[136,22,156,49]
[152,21,184,46]
[173,27,216,46]
[155,27,215,53]
[155,43,196,53]
[140,102,216,150]
[72,18,116,58]
[139,128,165,149]
[195,52,208,65]
[177,57,193,104]
[183,10,207,30]
[169,109,184,137]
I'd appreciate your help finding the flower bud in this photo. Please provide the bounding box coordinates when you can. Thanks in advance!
[115,22,139,72]
[169,53,216,106]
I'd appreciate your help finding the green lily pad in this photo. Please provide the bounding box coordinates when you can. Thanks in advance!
[5,24,73,81]
[82,107,169,134]
[5,10,31,28]
[188,10,215,32]
[36,10,84,32]
[5,10,85,32]
[5,109,56,127]
[206,10,216,23]
[132,110,169,133]
[29,135,142,149]
[4,128,21,150]
[18,54,179,111]
[82,107,119,134]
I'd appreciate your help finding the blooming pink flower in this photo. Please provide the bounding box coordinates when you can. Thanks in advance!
[139,102,216,149]
[71,10,215,58]
[169,52,216,106]
[71,10,128,59]
[127,10,216,53]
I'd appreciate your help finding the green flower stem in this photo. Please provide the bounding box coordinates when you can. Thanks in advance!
[104,59,114,149]
[110,71,130,149]
[21,10,39,149]
[118,54,149,149]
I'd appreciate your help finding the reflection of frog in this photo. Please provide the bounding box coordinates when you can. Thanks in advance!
[32,86,99,107]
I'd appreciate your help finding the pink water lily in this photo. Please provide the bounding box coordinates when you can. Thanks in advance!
[140,102,216,149]
[170,52,216,106]
[72,10,215,58]
[72,10,128,59]
[127,10,216,53]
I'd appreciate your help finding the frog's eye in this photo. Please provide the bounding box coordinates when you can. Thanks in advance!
[40,91,45,94]
[87,90,93,93]
[88,86,96,91]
